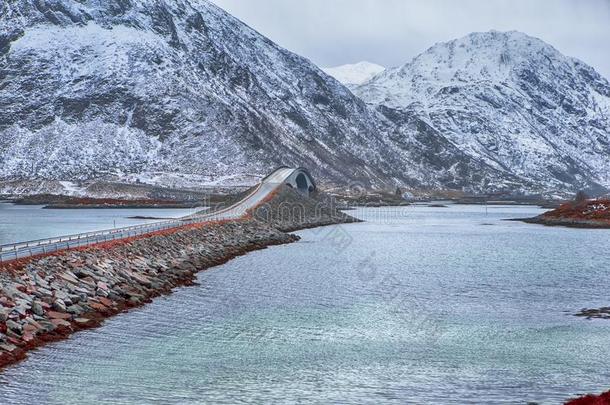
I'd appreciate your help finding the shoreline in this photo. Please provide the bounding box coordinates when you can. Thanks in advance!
[514,216,610,229]
[3,191,250,210]
[0,220,297,370]
[0,188,356,371]
[515,199,610,229]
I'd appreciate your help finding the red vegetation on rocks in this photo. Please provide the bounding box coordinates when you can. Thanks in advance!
[543,199,610,224]
[0,218,237,273]
[566,390,610,405]
[245,188,280,217]
[0,220,299,371]
[0,189,352,372]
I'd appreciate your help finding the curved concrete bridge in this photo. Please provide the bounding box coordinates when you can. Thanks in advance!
[197,167,316,221]
[0,167,316,263]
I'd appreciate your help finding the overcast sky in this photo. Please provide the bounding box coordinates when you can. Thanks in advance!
[210,0,610,78]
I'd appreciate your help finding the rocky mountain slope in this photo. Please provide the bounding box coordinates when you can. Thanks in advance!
[355,31,610,195]
[0,0,398,190]
[2,3,609,197]
[322,61,385,88]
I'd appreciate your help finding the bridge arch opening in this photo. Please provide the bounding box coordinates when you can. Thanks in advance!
[295,173,309,195]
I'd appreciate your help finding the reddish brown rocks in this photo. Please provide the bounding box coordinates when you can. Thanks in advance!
[0,220,301,370]
[97,297,114,307]
[50,319,72,329]
[88,302,108,312]
[47,311,71,320]
[566,390,610,404]
[522,199,610,228]
[0,189,355,371]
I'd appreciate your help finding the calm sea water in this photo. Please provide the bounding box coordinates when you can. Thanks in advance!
[0,203,200,245]
[1,205,609,404]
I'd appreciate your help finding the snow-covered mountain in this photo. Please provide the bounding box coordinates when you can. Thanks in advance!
[1,3,609,197]
[355,31,610,194]
[323,62,385,87]
[0,0,397,189]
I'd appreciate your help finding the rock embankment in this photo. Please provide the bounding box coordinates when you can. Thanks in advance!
[251,185,362,232]
[0,220,297,368]
[0,187,358,369]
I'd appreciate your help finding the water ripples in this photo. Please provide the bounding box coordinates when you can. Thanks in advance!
[1,205,610,404]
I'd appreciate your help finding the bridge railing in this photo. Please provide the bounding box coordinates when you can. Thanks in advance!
[0,167,292,264]
[0,220,171,251]
[0,217,191,263]
[0,211,226,264]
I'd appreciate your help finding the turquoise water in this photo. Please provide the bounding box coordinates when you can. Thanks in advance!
[1,205,609,404]
[0,203,200,245]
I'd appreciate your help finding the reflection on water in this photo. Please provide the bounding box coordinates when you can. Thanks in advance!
[1,205,610,404]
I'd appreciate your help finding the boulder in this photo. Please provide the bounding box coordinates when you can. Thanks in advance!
[0,308,10,322]
[0,343,18,353]
[50,319,72,329]
[88,302,108,312]
[97,297,114,307]
[74,318,94,327]
[47,311,71,320]
[66,305,85,316]
[5,319,23,334]
[31,301,44,316]
[52,299,67,312]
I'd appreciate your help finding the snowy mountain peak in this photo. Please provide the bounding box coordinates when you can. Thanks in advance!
[404,30,563,78]
[323,61,385,86]
[358,30,582,107]
[355,30,610,194]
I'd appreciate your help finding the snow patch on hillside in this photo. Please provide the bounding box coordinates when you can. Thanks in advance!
[323,61,385,86]
[59,181,86,196]
[0,120,162,180]
[2,3,610,196]
[121,172,262,189]
[0,0,394,191]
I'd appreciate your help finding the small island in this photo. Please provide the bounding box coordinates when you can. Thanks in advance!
[521,193,610,229]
